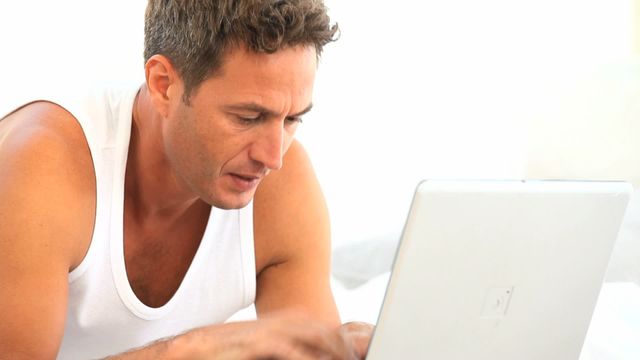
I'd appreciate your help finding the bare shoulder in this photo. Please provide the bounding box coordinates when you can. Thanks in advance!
[253,139,329,272]
[0,101,96,358]
[255,140,315,191]
[0,101,96,272]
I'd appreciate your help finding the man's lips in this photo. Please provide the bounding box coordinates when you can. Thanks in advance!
[230,173,262,181]
[228,173,263,191]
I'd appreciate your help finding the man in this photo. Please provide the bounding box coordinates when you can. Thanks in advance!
[0,0,372,358]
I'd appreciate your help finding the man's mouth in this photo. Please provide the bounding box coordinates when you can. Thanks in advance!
[232,173,261,181]
[228,173,262,191]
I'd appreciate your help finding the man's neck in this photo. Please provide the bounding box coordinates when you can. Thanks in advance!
[125,85,201,222]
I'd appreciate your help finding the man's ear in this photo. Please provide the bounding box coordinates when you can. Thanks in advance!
[145,54,181,118]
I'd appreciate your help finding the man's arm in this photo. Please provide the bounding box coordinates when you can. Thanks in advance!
[253,140,340,325]
[0,102,96,359]
[253,140,375,358]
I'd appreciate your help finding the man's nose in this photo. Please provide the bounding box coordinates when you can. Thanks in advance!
[250,121,285,171]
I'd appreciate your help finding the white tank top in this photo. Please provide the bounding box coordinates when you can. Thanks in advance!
[2,83,257,359]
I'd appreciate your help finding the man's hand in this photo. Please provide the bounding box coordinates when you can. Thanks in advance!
[340,322,375,359]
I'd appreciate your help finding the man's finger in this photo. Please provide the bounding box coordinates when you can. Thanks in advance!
[340,322,375,359]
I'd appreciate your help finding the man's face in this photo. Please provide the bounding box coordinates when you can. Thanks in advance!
[162,45,317,209]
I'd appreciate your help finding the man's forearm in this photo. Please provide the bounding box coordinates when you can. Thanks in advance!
[100,315,364,360]
[104,331,195,360]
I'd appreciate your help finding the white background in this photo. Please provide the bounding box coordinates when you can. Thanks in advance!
[1,0,638,246]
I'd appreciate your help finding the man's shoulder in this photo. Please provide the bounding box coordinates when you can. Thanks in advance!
[255,140,310,193]
[0,101,95,182]
[0,101,97,269]
[253,139,317,227]
[1,101,90,152]
[253,140,330,271]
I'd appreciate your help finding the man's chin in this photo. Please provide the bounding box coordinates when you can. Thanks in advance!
[212,199,252,210]
[204,190,256,210]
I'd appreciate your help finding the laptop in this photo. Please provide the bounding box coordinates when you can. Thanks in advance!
[366,180,632,360]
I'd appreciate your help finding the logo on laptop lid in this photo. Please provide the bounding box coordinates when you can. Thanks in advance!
[482,287,514,319]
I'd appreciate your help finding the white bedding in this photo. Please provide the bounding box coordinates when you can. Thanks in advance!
[580,282,640,359]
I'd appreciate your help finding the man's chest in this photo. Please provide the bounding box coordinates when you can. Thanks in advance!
[123,223,202,308]
[122,205,273,308]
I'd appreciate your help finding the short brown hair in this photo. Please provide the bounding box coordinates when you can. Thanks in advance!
[144,0,339,103]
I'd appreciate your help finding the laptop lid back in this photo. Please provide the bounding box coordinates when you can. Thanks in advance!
[367,180,631,360]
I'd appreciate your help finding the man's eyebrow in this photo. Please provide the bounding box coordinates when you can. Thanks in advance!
[224,102,313,118]
[289,103,313,118]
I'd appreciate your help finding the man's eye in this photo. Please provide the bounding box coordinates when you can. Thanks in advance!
[237,115,262,123]
[286,117,303,124]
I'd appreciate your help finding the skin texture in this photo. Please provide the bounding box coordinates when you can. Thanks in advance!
[0,44,373,359]
[0,102,96,359]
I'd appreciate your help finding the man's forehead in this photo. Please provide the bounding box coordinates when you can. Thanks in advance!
[198,44,317,112]
[216,44,317,78]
